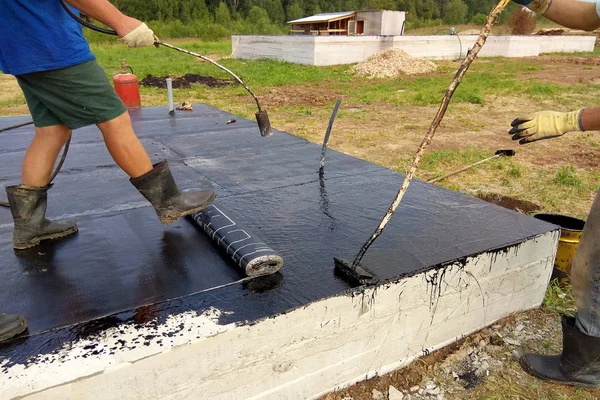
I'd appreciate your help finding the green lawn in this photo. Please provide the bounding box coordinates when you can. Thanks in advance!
[91,41,600,113]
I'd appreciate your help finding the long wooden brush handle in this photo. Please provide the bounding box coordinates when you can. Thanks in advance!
[352,0,511,268]
[427,154,500,184]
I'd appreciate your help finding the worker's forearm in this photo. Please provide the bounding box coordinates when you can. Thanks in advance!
[580,107,600,131]
[64,0,137,36]
[542,0,600,31]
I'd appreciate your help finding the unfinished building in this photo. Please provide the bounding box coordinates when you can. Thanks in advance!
[289,10,407,36]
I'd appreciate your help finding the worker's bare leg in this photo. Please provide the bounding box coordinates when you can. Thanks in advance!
[97,111,152,178]
[98,111,215,224]
[22,124,71,187]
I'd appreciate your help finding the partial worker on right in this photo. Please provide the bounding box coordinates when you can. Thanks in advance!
[510,0,600,388]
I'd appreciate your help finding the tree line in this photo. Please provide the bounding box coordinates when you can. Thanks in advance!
[95,0,520,41]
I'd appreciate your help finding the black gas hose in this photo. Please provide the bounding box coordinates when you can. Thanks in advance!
[59,0,118,35]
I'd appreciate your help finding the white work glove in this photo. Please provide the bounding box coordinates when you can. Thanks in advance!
[121,23,158,48]
[508,109,584,144]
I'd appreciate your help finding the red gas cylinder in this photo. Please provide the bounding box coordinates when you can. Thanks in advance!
[113,59,141,108]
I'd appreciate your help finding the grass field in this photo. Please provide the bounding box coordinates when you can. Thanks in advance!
[75,41,600,219]
[1,38,599,399]
[1,41,598,217]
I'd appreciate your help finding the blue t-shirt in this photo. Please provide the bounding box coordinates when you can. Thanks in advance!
[0,0,95,75]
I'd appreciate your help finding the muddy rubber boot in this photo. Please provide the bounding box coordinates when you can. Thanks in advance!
[521,316,600,388]
[130,160,216,225]
[6,185,78,250]
[0,313,27,343]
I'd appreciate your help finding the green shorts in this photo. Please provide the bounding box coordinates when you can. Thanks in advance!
[16,59,127,130]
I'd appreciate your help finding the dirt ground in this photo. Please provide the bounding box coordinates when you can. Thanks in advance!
[523,56,600,84]
[319,308,600,400]
[272,88,599,171]
[262,85,342,107]
[140,73,233,89]
[0,74,27,116]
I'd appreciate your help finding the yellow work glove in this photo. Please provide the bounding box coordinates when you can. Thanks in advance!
[509,109,584,144]
[121,23,158,48]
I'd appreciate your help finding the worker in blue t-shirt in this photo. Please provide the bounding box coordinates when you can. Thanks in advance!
[0,0,217,342]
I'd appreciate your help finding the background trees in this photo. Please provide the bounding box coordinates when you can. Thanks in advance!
[97,0,524,41]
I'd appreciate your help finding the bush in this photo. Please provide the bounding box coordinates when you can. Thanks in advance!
[214,2,232,27]
[247,6,281,34]
[84,29,121,43]
[509,6,537,35]
[443,0,468,25]
[152,19,197,38]
[470,13,487,25]
[405,18,443,30]
[111,16,285,41]
[192,21,231,40]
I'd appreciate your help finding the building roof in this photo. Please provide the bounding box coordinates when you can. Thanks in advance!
[287,11,355,24]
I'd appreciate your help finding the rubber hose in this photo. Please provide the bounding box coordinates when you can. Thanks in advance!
[59,0,118,35]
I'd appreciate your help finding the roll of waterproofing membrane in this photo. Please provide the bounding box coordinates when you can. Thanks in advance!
[189,205,284,277]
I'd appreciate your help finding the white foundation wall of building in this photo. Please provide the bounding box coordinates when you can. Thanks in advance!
[231,35,596,66]
[4,231,559,400]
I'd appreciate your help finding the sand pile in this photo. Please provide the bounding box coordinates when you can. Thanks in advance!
[535,28,566,36]
[352,49,437,79]
[459,29,481,35]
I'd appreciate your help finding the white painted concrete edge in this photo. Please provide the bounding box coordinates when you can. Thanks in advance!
[3,231,560,400]
[232,34,596,65]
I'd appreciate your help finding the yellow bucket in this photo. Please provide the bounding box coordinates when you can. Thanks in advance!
[534,213,585,283]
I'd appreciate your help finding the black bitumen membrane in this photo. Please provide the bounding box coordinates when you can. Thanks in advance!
[0,105,556,364]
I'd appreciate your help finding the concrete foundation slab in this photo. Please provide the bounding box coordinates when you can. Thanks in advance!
[232,34,596,66]
[0,105,559,399]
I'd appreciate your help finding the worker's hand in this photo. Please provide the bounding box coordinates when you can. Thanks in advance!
[509,109,584,144]
[511,0,551,14]
[120,20,158,48]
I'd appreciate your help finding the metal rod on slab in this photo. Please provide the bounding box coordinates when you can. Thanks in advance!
[319,100,341,176]
[166,77,174,115]
[349,0,511,269]
[428,149,515,184]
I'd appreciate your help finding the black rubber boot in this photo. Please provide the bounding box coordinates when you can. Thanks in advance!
[6,185,78,250]
[0,313,27,343]
[130,160,216,225]
[521,316,600,388]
